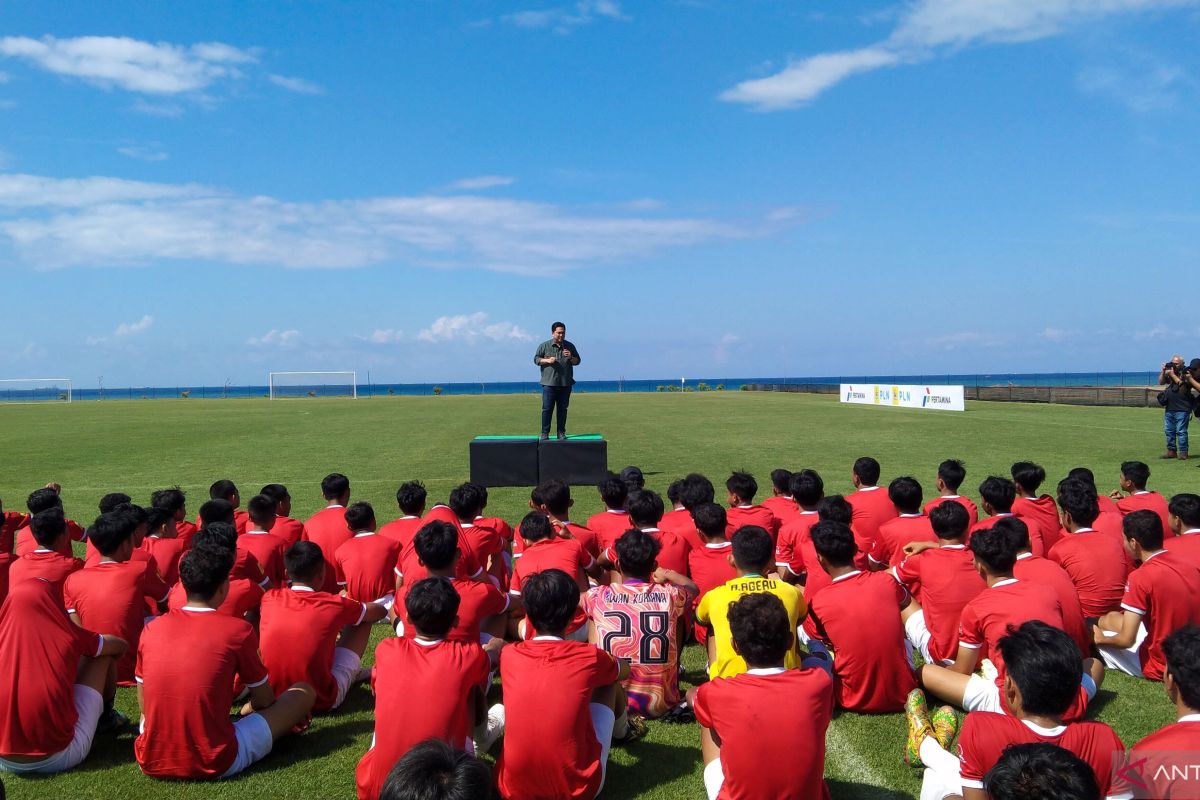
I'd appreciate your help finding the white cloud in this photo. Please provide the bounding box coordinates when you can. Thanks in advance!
[268,74,325,95]
[117,144,169,162]
[722,0,1200,109]
[247,329,301,347]
[417,313,533,344]
[1077,53,1192,112]
[114,314,153,337]
[130,99,185,117]
[359,328,405,344]
[713,332,742,363]
[502,0,629,32]
[0,171,762,275]
[1039,326,1077,342]
[923,330,1009,350]
[447,175,516,191]
[0,35,257,94]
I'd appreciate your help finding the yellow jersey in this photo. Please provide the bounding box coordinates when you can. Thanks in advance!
[695,573,806,679]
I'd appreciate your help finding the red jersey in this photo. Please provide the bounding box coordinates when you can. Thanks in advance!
[585,509,633,551]
[395,575,509,644]
[0,580,103,757]
[238,531,287,587]
[762,495,800,526]
[355,637,490,800]
[496,638,620,800]
[0,511,27,553]
[259,586,367,711]
[957,712,1126,796]
[266,515,305,548]
[870,514,936,567]
[970,512,1045,557]
[0,552,11,606]
[1117,491,1172,535]
[1130,716,1200,799]
[8,549,83,601]
[1048,528,1129,618]
[847,487,897,551]
[1013,553,1091,658]
[1165,529,1200,570]
[514,521,599,561]
[141,534,187,585]
[377,515,423,548]
[775,511,819,575]
[167,577,263,618]
[303,505,354,593]
[808,570,915,712]
[460,520,505,564]
[476,515,514,543]
[64,560,170,684]
[1013,494,1061,550]
[660,507,703,549]
[694,667,834,800]
[230,546,266,587]
[1120,551,1200,680]
[688,542,737,642]
[14,517,85,557]
[511,537,592,593]
[923,495,979,526]
[135,607,268,778]
[603,527,691,575]
[175,518,198,548]
[335,533,402,602]
[84,540,154,570]
[725,505,779,542]
[894,545,985,663]
[958,579,1063,693]
[791,532,871,639]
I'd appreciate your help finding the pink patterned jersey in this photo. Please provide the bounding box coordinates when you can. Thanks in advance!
[584,580,687,718]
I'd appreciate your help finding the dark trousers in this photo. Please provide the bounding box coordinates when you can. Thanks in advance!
[541,385,572,435]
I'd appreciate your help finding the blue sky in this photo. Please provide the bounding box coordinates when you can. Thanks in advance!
[0,0,1197,385]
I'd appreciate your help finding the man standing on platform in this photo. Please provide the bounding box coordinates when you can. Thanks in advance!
[534,321,581,441]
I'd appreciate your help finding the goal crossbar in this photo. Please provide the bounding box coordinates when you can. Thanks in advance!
[268,371,358,400]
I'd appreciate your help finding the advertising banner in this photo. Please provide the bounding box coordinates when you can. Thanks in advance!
[839,384,965,412]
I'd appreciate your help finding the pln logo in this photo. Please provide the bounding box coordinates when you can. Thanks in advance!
[893,386,910,406]
[922,387,953,407]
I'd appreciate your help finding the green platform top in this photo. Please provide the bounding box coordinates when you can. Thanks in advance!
[473,434,604,441]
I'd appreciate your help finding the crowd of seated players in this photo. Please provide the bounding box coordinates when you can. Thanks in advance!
[0,457,1199,799]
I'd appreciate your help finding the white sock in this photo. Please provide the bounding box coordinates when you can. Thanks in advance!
[613,709,629,740]
[920,735,959,775]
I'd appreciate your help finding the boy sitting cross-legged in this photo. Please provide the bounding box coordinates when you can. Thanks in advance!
[259,541,387,714]
[241,494,288,588]
[334,502,402,606]
[692,592,835,800]
[135,544,315,779]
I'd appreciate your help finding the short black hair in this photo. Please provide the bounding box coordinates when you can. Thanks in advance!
[1056,478,1099,528]
[726,471,757,503]
[1170,493,1200,528]
[550,321,565,332]
[627,490,664,528]
[380,739,493,800]
[99,492,131,514]
[118,503,147,530]
[978,476,1016,513]
[614,529,660,579]
[345,501,376,532]
[518,511,554,544]
[790,469,824,507]
[26,487,62,514]
[730,526,773,572]
[150,487,186,514]
[448,483,485,520]
[414,521,458,571]
[619,466,645,492]
[598,476,629,509]
[180,545,233,602]
[1122,509,1164,550]
[852,457,881,486]
[145,506,170,533]
[998,621,1084,715]
[729,593,793,668]
[816,495,853,525]
[983,743,1100,800]
[536,479,571,517]
[691,503,727,538]
[990,516,1031,551]
[969,526,1019,574]
[666,479,682,505]
[321,472,350,500]
[209,479,238,501]
[89,511,136,556]
[1066,467,1097,490]
[404,578,460,638]
[285,541,325,584]
[679,474,715,509]
[1163,624,1200,710]
[247,494,276,526]
[396,481,427,515]
[810,520,856,567]
[260,483,291,503]
[1010,461,1046,494]
[193,522,237,553]
[1121,460,1150,490]
[937,459,966,492]
[887,476,922,514]
[198,498,235,528]
[29,507,66,548]
[929,501,969,540]
[769,469,793,494]
[522,569,579,635]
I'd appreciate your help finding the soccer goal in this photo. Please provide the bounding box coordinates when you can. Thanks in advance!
[268,371,358,399]
[0,378,73,404]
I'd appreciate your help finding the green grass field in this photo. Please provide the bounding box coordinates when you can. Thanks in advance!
[0,392,1189,799]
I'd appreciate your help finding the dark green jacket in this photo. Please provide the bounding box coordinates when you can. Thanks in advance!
[534,339,580,386]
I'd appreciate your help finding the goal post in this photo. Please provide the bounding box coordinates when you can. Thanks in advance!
[0,378,73,403]
[268,372,358,399]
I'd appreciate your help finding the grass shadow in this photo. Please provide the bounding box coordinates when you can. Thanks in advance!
[827,779,916,799]
[604,739,703,796]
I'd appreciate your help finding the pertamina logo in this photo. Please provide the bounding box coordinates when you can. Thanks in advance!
[922,387,953,407]
[845,385,868,401]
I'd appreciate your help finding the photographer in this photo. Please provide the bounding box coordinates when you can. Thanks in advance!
[1159,355,1194,459]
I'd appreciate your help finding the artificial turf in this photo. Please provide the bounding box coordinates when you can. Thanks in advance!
[0,391,1187,799]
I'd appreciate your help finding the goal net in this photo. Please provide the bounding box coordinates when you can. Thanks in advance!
[0,378,73,403]
[268,372,358,399]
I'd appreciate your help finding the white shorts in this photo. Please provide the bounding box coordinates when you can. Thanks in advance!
[963,672,1098,713]
[588,702,615,800]
[330,647,362,710]
[1098,623,1149,679]
[703,758,724,800]
[904,610,952,665]
[221,713,273,778]
[0,685,103,774]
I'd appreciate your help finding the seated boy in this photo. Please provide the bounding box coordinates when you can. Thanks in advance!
[378,480,427,546]
[167,524,265,619]
[135,544,315,779]
[8,508,83,601]
[259,484,305,547]
[150,486,196,548]
[585,476,632,551]
[724,472,779,541]
[1001,516,1092,659]
[259,541,387,713]
[870,476,936,568]
[983,743,1102,800]
[522,479,598,560]
[761,468,799,524]
[496,568,632,800]
[971,476,1045,556]
[923,459,978,526]
[241,494,288,587]
[378,740,493,800]
[598,490,691,576]
[807,520,916,712]
[847,457,897,551]
[693,593,834,800]
[1166,492,1200,568]
[1049,478,1129,619]
[1010,461,1062,550]
[302,473,355,593]
[509,513,594,640]
[687,503,736,644]
[775,469,823,577]
[586,529,697,719]
[661,473,716,548]
[204,479,249,535]
[1110,459,1171,533]
[1129,624,1200,798]
[696,526,805,678]
[0,580,126,774]
[1094,510,1200,680]
[14,486,86,557]
[356,578,500,800]
[449,484,506,585]
[198,500,267,587]
[140,507,186,585]
[334,502,402,605]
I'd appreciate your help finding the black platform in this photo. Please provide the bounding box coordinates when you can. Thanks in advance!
[469,434,608,487]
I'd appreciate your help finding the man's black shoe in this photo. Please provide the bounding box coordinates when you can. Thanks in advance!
[557,432,567,440]
[539,433,549,441]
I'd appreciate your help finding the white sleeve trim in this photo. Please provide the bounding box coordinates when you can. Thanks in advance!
[244,675,269,688]
[354,603,368,626]
[393,567,403,577]
[508,589,522,597]
[468,566,484,579]
[1120,603,1146,616]
[959,641,982,650]
[134,676,144,684]
[94,634,105,658]
[960,779,985,790]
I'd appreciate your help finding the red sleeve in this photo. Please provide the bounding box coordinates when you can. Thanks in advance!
[891,574,909,606]
[775,528,794,567]
[509,563,523,594]
[67,520,86,542]
[573,540,592,570]
[693,681,714,729]
[894,555,920,594]
[334,551,347,585]
[72,622,103,658]
[1121,570,1149,616]
[483,584,508,616]
[958,603,983,648]
[869,533,889,564]
[236,628,269,688]
[63,576,80,613]
[141,561,171,603]
[469,646,490,686]
[238,583,266,617]
[956,715,989,785]
[341,597,368,626]
[590,648,620,688]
